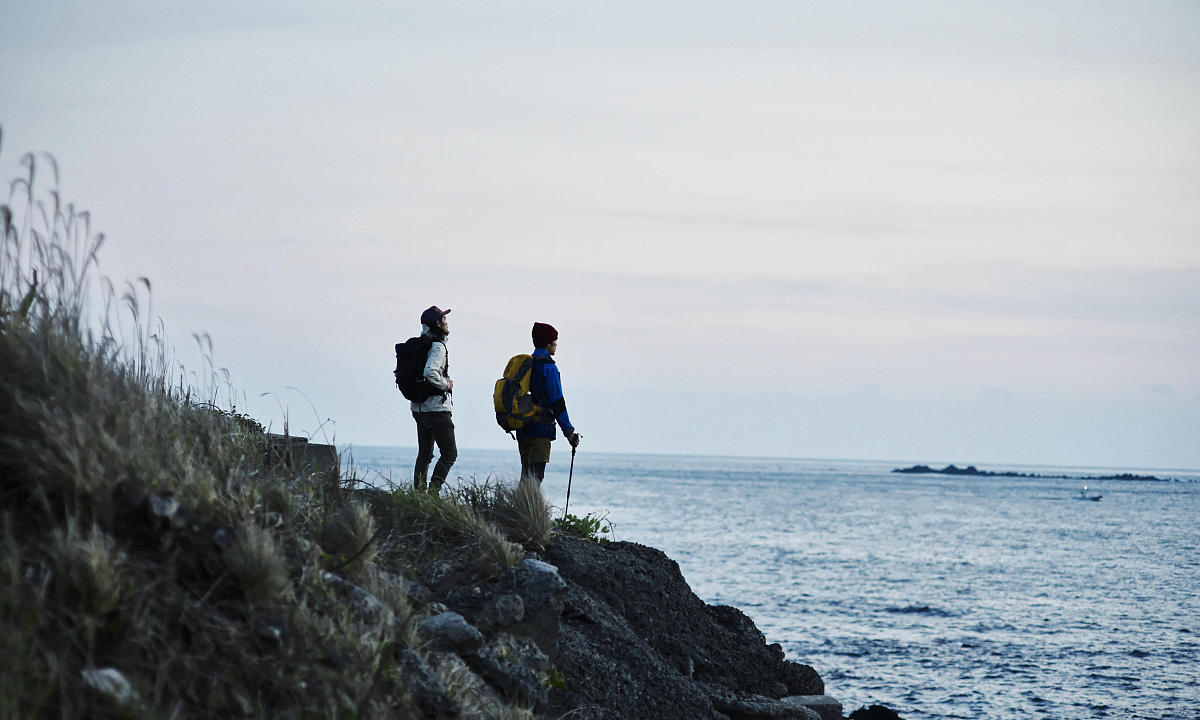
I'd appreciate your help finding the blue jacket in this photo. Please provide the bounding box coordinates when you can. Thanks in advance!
[517,347,575,440]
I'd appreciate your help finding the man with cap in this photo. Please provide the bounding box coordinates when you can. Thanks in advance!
[412,305,456,493]
[517,322,581,483]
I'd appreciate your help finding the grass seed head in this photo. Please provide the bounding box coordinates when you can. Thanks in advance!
[321,501,378,572]
[225,523,289,606]
[49,522,124,619]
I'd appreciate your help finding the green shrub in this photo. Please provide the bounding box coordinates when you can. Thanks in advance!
[553,511,613,544]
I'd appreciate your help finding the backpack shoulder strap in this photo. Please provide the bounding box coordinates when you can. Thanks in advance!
[431,339,448,372]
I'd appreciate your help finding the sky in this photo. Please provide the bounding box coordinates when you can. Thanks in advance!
[3,1,1198,469]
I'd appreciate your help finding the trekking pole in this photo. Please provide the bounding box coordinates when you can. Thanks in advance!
[563,445,576,518]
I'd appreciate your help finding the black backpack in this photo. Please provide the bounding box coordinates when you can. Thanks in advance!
[394,336,443,402]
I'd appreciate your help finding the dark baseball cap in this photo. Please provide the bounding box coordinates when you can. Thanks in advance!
[420,306,451,326]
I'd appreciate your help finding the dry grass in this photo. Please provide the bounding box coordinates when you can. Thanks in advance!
[224,522,290,606]
[320,500,380,573]
[454,477,555,551]
[369,485,524,582]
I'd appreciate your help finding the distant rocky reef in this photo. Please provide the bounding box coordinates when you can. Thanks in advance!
[892,464,1168,482]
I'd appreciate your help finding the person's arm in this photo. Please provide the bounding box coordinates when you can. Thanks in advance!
[543,364,574,435]
[422,342,451,392]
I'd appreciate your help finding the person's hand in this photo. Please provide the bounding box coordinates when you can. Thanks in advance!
[567,431,581,448]
[446,379,454,392]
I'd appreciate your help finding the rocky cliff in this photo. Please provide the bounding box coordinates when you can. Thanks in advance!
[412,526,845,720]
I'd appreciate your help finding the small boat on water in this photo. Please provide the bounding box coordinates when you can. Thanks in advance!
[1076,485,1102,501]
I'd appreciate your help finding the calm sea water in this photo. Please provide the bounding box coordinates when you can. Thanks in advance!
[347,446,1200,720]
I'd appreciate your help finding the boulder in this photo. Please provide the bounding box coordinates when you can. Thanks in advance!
[704,683,823,719]
[782,695,844,720]
[323,572,395,632]
[392,648,457,718]
[464,641,549,712]
[848,704,904,720]
[541,536,828,719]
[418,611,485,654]
[81,667,138,709]
[545,537,824,697]
[444,556,567,655]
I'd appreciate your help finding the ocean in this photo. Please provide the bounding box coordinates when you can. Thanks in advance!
[346,446,1200,719]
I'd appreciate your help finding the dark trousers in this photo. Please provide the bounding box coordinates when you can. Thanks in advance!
[521,463,547,483]
[518,437,551,484]
[413,411,456,493]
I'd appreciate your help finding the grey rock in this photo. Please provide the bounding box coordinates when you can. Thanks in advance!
[393,649,456,718]
[464,643,548,711]
[212,527,230,548]
[322,572,395,632]
[419,611,485,654]
[848,704,904,720]
[498,633,550,674]
[704,683,822,719]
[506,557,567,652]
[443,556,567,655]
[485,593,525,628]
[81,667,138,708]
[454,590,525,633]
[519,557,564,585]
[147,493,179,523]
[251,613,287,651]
[781,695,843,720]
[404,578,433,607]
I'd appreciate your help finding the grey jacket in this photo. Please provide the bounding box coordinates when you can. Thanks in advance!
[411,326,452,413]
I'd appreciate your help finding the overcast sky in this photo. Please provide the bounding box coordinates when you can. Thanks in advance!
[3,1,1198,469]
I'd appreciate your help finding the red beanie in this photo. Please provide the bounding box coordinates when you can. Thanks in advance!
[531,322,558,348]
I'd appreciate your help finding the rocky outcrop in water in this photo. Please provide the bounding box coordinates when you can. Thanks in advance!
[848,705,903,720]
[893,463,1166,482]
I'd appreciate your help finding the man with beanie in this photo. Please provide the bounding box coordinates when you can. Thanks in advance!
[412,306,456,493]
[517,322,580,483]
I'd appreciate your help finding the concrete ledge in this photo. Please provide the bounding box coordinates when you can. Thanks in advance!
[782,695,843,720]
[267,434,338,477]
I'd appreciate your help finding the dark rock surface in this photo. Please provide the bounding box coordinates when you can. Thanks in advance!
[463,640,549,712]
[544,536,826,719]
[782,695,844,720]
[444,556,567,655]
[103,482,880,719]
[418,611,485,654]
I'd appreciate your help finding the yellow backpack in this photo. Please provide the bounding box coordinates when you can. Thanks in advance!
[493,354,552,431]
